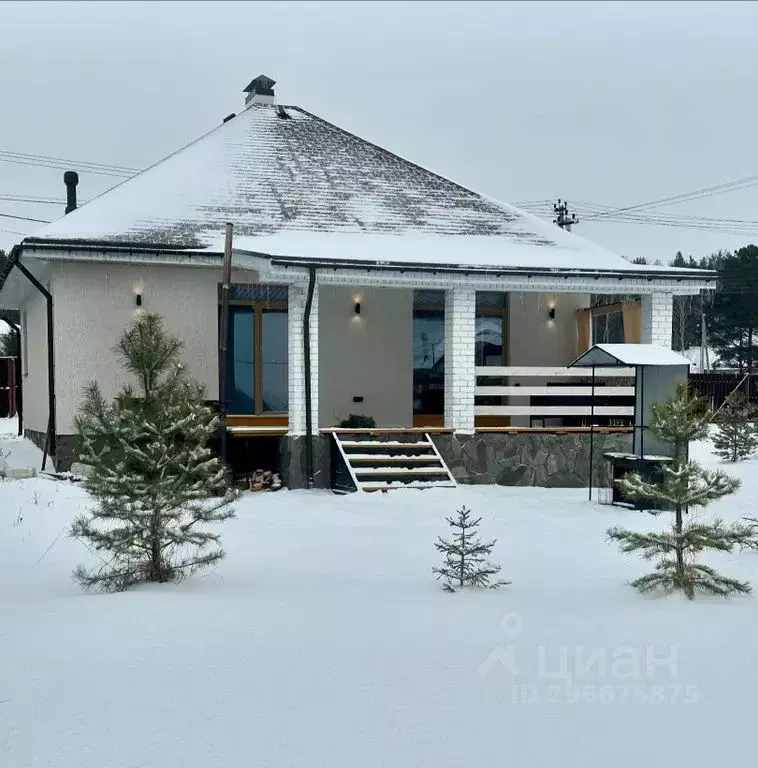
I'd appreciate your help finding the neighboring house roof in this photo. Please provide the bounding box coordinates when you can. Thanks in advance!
[0,308,20,326]
[24,98,711,279]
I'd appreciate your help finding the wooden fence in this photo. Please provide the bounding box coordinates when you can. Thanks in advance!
[689,372,758,411]
[475,366,636,427]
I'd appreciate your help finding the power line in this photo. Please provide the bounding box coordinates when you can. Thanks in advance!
[581,174,758,221]
[0,227,30,237]
[515,199,758,237]
[0,212,50,223]
[0,149,139,173]
[0,195,66,205]
[0,149,140,178]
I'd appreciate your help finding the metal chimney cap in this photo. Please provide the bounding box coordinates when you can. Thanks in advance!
[243,75,276,94]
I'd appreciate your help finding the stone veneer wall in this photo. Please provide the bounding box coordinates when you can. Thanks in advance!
[281,431,632,490]
[432,432,633,488]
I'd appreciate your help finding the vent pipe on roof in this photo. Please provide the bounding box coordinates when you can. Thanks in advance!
[63,171,79,214]
[243,75,276,106]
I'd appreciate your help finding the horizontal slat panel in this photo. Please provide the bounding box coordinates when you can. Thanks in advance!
[475,366,634,378]
[355,467,449,477]
[362,482,457,492]
[340,440,431,449]
[474,406,635,416]
[475,386,635,397]
[349,455,442,463]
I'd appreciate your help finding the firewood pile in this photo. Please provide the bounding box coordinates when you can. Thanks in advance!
[248,469,283,492]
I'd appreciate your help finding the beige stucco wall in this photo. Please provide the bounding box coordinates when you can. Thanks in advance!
[52,261,256,434]
[508,291,589,366]
[507,290,590,427]
[318,285,412,427]
[21,276,50,434]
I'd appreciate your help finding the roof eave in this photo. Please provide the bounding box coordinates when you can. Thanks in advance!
[256,252,717,283]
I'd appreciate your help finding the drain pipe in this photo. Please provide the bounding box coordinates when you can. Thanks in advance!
[5,245,56,468]
[303,266,317,487]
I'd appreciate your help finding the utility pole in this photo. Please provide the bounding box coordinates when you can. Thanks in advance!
[553,199,578,231]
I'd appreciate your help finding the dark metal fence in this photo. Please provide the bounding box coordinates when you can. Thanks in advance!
[689,372,758,411]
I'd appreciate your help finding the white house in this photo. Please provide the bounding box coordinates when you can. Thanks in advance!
[0,75,715,489]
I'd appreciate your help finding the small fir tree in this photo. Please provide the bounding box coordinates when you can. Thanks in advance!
[433,506,509,592]
[712,391,758,462]
[70,312,236,592]
[607,383,751,599]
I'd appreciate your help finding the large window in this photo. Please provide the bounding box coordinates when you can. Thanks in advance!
[475,291,508,409]
[412,290,508,417]
[413,291,445,416]
[591,307,625,344]
[223,286,288,415]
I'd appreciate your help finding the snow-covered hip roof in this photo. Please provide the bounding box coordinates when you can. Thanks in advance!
[24,102,710,281]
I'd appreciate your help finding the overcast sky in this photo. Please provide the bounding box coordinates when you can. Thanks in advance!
[1,0,757,262]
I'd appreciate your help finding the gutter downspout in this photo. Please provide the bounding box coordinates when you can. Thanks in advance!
[303,266,317,488]
[7,246,56,469]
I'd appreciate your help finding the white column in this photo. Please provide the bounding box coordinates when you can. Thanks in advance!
[444,287,476,433]
[288,282,319,435]
[640,293,673,348]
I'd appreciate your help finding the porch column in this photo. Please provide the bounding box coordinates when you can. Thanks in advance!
[444,286,476,433]
[288,283,319,435]
[640,293,673,348]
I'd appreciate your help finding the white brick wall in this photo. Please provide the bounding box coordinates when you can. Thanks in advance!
[288,282,319,435]
[640,293,673,348]
[444,287,476,433]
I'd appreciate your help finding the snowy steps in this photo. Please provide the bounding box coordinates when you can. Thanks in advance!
[331,432,457,492]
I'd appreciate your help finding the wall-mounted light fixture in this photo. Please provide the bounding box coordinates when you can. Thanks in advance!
[547,306,555,320]
[135,293,143,307]
[354,301,361,315]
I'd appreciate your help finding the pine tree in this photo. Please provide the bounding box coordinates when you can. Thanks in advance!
[607,383,752,599]
[70,312,236,592]
[433,506,509,592]
[712,391,758,462]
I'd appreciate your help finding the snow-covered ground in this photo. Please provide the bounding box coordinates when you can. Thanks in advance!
[2,417,757,767]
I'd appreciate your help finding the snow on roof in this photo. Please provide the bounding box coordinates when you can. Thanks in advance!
[570,344,692,368]
[26,103,712,277]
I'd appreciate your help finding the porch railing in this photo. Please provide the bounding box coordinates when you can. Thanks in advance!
[474,366,635,419]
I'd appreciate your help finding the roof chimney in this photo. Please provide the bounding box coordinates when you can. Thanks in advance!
[63,170,79,214]
[244,75,276,106]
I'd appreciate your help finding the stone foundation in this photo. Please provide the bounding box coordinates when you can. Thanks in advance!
[432,431,633,488]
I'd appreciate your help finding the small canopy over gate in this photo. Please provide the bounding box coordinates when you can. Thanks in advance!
[569,343,691,458]
[569,343,691,500]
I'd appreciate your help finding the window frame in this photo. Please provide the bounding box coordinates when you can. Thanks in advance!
[225,297,288,421]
